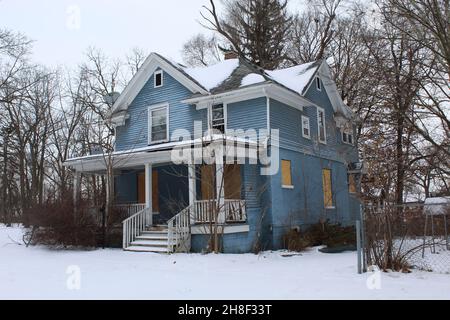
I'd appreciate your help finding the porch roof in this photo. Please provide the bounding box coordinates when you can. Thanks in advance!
[64,134,259,173]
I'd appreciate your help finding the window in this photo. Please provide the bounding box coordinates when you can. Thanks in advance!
[322,169,333,208]
[316,77,322,91]
[148,104,169,144]
[281,160,293,189]
[210,104,226,133]
[154,70,163,88]
[342,130,354,145]
[348,174,357,194]
[317,107,327,144]
[302,116,311,139]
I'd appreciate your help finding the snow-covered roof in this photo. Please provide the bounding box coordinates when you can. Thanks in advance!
[265,61,319,96]
[183,59,240,91]
[111,52,353,121]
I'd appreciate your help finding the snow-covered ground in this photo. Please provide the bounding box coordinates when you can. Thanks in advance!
[1,225,449,300]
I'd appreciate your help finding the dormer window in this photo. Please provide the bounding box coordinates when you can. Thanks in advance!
[210,104,226,133]
[154,70,163,88]
[316,77,322,91]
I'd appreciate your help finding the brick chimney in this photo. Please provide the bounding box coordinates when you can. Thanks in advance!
[224,50,239,60]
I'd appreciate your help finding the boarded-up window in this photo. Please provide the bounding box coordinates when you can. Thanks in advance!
[201,165,215,200]
[137,171,159,213]
[224,165,242,199]
[322,169,333,208]
[281,160,293,188]
[349,174,357,194]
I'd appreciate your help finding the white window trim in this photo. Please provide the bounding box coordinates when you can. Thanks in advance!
[154,70,163,88]
[208,103,227,133]
[316,77,322,91]
[148,103,170,145]
[317,107,327,144]
[301,115,311,140]
[342,130,354,146]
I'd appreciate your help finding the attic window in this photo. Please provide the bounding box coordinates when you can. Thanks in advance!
[316,77,321,91]
[154,70,163,88]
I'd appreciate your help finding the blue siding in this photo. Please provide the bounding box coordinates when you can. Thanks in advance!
[115,70,207,151]
[269,148,354,249]
[227,97,267,140]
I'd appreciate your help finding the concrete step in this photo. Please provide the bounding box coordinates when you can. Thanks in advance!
[142,230,168,235]
[136,234,169,241]
[124,246,169,253]
[131,240,168,247]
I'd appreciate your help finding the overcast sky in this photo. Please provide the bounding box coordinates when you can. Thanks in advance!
[0,0,305,68]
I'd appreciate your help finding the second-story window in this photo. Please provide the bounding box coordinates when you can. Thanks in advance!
[148,104,169,144]
[302,116,311,139]
[317,107,327,144]
[154,70,163,88]
[342,130,354,145]
[211,104,225,133]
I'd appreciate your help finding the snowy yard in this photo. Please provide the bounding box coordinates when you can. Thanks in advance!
[1,225,449,300]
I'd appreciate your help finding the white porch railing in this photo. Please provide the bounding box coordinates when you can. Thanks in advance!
[122,208,152,249]
[167,205,192,253]
[194,199,247,224]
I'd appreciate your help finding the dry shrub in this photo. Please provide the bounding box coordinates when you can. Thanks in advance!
[283,221,356,252]
[25,200,97,248]
[364,204,425,272]
[282,229,311,252]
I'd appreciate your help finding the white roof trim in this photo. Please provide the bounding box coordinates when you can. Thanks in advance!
[64,134,259,172]
[111,53,209,116]
[182,83,319,111]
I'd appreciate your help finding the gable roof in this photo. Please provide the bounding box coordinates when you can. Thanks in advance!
[111,52,353,121]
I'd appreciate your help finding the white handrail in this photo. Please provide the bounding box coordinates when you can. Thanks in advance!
[122,208,152,249]
[167,205,192,253]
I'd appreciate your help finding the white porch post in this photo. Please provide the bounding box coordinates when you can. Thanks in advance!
[73,171,81,213]
[188,164,197,224]
[145,163,153,226]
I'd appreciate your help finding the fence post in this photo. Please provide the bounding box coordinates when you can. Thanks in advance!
[360,204,367,272]
[356,220,362,274]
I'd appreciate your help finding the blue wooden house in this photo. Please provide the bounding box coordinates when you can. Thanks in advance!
[65,52,361,253]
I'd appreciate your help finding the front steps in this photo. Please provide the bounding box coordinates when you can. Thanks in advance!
[124,226,174,253]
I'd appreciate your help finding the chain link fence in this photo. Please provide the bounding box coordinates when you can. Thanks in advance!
[359,201,450,274]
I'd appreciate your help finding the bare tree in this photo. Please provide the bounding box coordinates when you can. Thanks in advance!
[182,33,221,67]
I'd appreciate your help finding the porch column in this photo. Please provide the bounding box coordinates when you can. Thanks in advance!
[145,163,153,226]
[188,164,197,224]
[215,163,226,224]
[73,171,81,213]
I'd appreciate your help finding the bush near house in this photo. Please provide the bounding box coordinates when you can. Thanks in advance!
[283,220,356,252]
[23,201,123,249]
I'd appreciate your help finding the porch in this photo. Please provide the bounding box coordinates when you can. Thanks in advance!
[65,136,259,253]
[116,162,248,253]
